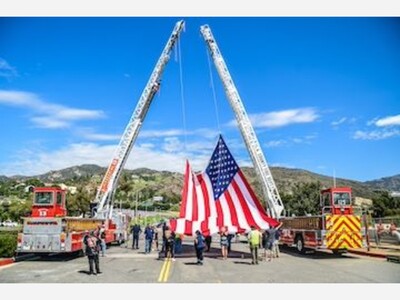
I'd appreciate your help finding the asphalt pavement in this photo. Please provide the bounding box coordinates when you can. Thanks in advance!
[1,235,400,268]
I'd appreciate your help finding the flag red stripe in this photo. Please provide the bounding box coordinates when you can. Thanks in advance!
[224,190,239,229]
[231,178,257,228]
[215,194,224,228]
[184,220,192,235]
[199,174,211,219]
[238,170,280,227]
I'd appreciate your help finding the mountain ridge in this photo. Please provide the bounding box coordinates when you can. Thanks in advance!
[2,164,399,200]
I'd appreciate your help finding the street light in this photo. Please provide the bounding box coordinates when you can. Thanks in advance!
[134,187,146,220]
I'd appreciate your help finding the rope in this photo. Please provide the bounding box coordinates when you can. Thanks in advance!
[206,47,221,134]
[177,36,188,153]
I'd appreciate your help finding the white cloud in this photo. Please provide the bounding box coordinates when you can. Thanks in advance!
[265,140,286,148]
[264,134,316,148]
[0,137,214,176]
[162,137,183,152]
[139,128,218,139]
[228,108,319,128]
[353,129,400,140]
[31,117,70,129]
[82,132,121,141]
[375,114,400,127]
[0,58,18,78]
[140,129,187,138]
[0,90,105,129]
[331,117,347,126]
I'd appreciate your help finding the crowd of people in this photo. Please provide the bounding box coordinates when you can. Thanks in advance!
[81,216,400,276]
[82,220,284,275]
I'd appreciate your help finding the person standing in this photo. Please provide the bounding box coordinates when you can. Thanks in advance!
[99,224,107,257]
[227,233,234,253]
[247,226,262,265]
[376,220,385,246]
[164,227,176,261]
[194,230,206,265]
[161,222,168,253]
[144,224,154,254]
[131,223,142,250]
[219,227,229,260]
[152,226,159,251]
[84,230,101,275]
[266,226,277,261]
[272,225,282,258]
[390,222,400,244]
[261,229,270,261]
[205,234,212,252]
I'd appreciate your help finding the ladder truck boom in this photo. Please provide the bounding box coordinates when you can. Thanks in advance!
[93,20,185,219]
[200,24,284,219]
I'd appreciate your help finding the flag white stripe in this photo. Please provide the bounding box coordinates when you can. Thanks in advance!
[195,178,205,222]
[226,183,251,231]
[202,174,217,219]
[175,219,186,234]
[235,173,271,229]
[185,167,194,221]
[219,194,233,229]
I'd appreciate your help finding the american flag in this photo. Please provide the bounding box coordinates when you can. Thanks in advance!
[169,134,279,236]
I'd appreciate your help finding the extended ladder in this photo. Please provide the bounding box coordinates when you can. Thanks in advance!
[200,24,284,219]
[93,20,185,219]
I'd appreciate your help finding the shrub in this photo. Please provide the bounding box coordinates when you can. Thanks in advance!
[0,231,17,258]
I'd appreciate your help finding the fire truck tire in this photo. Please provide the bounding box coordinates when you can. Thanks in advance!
[332,249,345,256]
[295,235,305,254]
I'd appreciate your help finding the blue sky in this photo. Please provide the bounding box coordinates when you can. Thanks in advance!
[0,17,399,182]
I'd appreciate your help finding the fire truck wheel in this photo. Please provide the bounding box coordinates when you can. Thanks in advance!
[295,235,305,254]
[332,249,344,256]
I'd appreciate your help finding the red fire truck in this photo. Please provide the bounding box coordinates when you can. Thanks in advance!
[16,187,129,256]
[16,21,185,257]
[279,186,365,255]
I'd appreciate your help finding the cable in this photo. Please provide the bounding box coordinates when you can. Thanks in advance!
[206,47,221,134]
[177,36,188,154]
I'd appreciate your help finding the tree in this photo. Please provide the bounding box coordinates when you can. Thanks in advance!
[371,191,400,217]
[281,181,322,216]
[66,186,92,217]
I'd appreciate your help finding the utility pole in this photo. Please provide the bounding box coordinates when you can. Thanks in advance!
[135,191,139,220]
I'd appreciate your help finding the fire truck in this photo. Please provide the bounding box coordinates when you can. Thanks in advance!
[200,24,364,255]
[16,20,185,256]
[16,186,128,255]
[279,186,364,254]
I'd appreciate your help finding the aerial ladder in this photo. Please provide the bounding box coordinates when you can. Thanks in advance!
[200,24,284,219]
[92,20,185,219]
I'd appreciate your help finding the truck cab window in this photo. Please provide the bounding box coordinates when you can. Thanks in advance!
[57,192,62,205]
[322,193,331,207]
[35,192,53,205]
[333,192,351,206]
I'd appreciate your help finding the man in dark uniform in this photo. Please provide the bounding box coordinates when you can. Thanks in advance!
[131,223,142,249]
[84,230,102,275]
